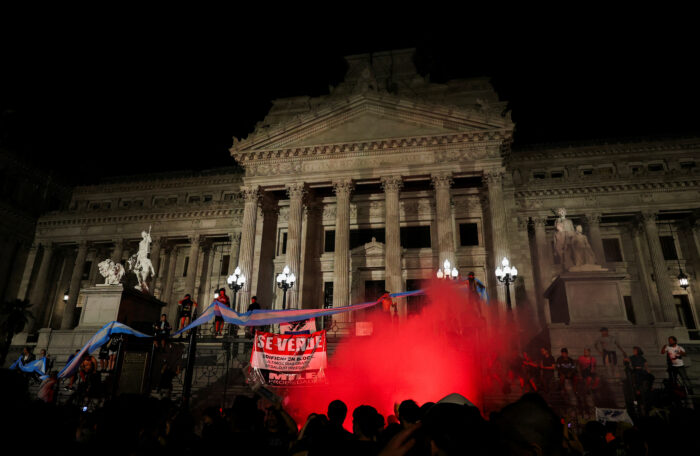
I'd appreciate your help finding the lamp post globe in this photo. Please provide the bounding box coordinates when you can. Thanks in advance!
[495,257,517,310]
[276,265,296,310]
[226,266,245,313]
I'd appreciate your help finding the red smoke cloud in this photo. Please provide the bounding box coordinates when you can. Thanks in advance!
[282,280,517,429]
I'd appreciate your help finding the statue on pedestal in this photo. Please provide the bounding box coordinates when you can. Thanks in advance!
[97,259,125,285]
[552,208,606,272]
[127,228,155,293]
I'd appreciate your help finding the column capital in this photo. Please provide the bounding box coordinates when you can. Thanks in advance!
[431,173,453,190]
[584,213,603,225]
[381,176,403,193]
[229,232,241,245]
[188,233,202,245]
[285,182,307,200]
[332,179,354,197]
[532,216,548,228]
[639,210,658,224]
[240,186,261,204]
[482,169,505,184]
[40,240,54,250]
[517,216,530,230]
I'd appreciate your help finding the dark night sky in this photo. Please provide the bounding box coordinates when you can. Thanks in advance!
[1,12,698,185]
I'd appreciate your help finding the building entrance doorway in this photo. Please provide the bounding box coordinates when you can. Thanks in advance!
[362,280,385,319]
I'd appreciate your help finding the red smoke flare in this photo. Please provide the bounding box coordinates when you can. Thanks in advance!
[282,279,518,430]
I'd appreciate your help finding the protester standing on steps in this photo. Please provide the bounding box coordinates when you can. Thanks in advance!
[246,295,261,337]
[214,288,229,336]
[178,293,197,332]
[661,336,693,394]
[594,327,626,378]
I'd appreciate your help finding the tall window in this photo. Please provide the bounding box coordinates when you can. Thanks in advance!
[400,226,431,249]
[623,296,636,325]
[603,238,623,262]
[659,236,678,260]
[459,223,479,246]
[279,232,288,255]
[674,295,698,340]
[324,230,335,253]
[183,257,189,277]
[323,282,334,329]
[221,255,230,276]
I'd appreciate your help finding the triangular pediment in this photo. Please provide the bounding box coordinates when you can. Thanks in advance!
[289,111,458,147]
[351,238,385,256]
[232,93,509,153]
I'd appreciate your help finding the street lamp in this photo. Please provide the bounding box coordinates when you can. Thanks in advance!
[227,266,246,312]
[495,257,518,310]
[678,270,689,290]
[63,290,69,303]
[436,259,459,280]
[276,265,296,310]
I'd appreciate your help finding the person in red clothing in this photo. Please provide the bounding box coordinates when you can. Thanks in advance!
[577,348,600,390]
[214,288,229,336]
[380,290,397,324]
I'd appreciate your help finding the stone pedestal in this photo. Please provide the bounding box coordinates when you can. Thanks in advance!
[78,284,163,332]
[544,272,629,325]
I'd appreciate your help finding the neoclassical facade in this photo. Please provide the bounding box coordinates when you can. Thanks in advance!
[9,50,700,366]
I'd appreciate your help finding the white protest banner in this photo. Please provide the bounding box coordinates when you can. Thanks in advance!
[250,330,327,386]
[595,408,634,425]
[280,318,317,334]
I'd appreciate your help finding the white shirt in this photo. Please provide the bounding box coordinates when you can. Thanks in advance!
[665,345,685,367]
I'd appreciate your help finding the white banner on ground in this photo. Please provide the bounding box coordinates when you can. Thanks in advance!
[595,408,634,424]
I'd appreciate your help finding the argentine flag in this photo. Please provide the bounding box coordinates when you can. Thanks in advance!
[57,321,151,379]
[10,356,49,381]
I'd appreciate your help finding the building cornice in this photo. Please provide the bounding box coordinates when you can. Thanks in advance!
[73,174,242,195]
[37,206,244,228]
[511,139,700,162]
[514,175,700,198]
[235,130,512,169]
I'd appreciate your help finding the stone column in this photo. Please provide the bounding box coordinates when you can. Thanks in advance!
[532,216,551,324]
[228,232,241,275]
[162,245,178,305]
[333,179,353,316]
[584,213,606,265]
[285,183,306,309]
[28,242,54,330]
[484,169,510,309]
[640,211,679,323]
[111,238,124,264]
[238,186,260,306]
[198,242,216,305]
[432,173,455,267]
[60,240,88,329]
[382,176,405,317]
[150,236,162,283]
[628,223,658,324]
[17,242,39,300]
[184,234,201,297]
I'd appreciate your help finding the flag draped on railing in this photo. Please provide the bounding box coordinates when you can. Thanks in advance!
[171,277,489,337]
[57,321,151,379]
[10,356,49,381]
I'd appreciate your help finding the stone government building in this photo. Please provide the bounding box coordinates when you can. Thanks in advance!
[7,49,700,381]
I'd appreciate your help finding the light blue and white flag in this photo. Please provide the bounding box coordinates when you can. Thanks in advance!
[10,356,49,380]
[57,321,151,379]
